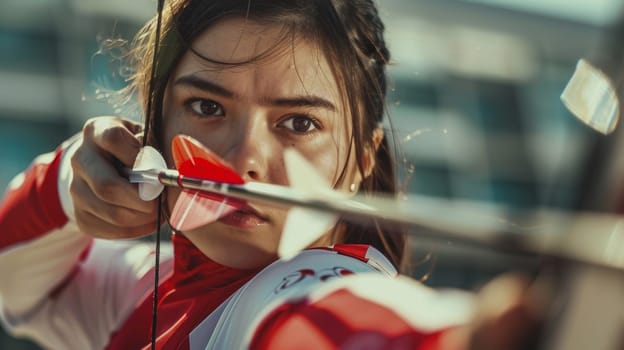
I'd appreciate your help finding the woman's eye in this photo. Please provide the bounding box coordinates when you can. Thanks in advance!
[186,99,225,117]
[279,115,319,134]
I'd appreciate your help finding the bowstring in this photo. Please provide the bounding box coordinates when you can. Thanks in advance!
[144,0,165,349]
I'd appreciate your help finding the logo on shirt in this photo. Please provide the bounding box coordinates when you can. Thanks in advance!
[274,267,353,293]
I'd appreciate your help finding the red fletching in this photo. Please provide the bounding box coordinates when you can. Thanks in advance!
[170,190,243,232]
[172,135,245,184]
[169,135,247,232]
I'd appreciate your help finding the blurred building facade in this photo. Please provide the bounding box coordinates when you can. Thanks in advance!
[0,0,621,348]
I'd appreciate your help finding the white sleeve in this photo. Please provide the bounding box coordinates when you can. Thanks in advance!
[0,137,174,350]
[192,248,474,350]
[0,138,92,320]
[193,248,395,349]
[2,239,173,350]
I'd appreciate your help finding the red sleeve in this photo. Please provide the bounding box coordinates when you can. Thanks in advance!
[0,148,68,250]
[249,288,463,350]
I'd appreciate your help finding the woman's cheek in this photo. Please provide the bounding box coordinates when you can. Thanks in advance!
[308,149,341,185]
[165,187,181,215]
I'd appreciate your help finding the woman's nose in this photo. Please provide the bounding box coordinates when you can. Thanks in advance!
[224,120,273,182]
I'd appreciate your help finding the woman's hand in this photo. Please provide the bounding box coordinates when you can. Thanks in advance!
[70,116,158,239]
[467,273,546,350]
[439,273,547,350]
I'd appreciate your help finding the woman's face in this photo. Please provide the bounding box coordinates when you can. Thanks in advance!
[162,17,363,268]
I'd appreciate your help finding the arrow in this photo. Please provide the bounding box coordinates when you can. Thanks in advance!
[129,135,339,257]
[127,135,624,270]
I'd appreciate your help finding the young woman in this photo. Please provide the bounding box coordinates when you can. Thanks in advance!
[0,1,537,349]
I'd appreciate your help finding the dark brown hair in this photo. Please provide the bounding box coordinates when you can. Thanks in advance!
[126,0,407,269]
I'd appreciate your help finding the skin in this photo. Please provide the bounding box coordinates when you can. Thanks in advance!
[70,17,374,269]
[162,18,369,268]
[70,116,157,237]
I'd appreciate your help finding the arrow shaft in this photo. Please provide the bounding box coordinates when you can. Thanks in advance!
[129,169,624,273]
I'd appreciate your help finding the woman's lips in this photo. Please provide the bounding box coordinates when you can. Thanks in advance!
[218,205,268,229]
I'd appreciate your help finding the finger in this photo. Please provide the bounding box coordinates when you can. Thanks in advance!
[83,117,143,167]
[75,208,158,239]
[135,131,145,145]
[470,302,541,350]
[70,179,157,226]
[96,121,142,167]
[470,274,542,350]
[72,147,155,214]
[71,177,157,227]
[476,273,530,320]
[118,118,143,135]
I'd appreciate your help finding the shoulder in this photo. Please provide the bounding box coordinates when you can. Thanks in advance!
[239,244,397,307]
[193,245,397,348]
[194,245,475,349]
[248,273,475,350]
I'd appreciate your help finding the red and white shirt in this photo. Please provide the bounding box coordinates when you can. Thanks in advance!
[0,138,474,349]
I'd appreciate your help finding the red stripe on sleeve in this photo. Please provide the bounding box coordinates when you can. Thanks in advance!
[0,149,68,249]
[331,244,370,262]
[249,289,462,350]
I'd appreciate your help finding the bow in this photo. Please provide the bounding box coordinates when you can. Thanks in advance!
[143,0,165,348]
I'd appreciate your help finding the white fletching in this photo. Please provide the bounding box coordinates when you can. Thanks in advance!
[279,207,338,260]
[284,148,337,195]
[561,59,620,135]
[133,146,167,201]
[278,149,340,260]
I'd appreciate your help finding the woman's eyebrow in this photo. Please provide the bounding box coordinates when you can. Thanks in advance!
[173,75,236,98]
[174,74,336,111]
[266,96,336,112]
